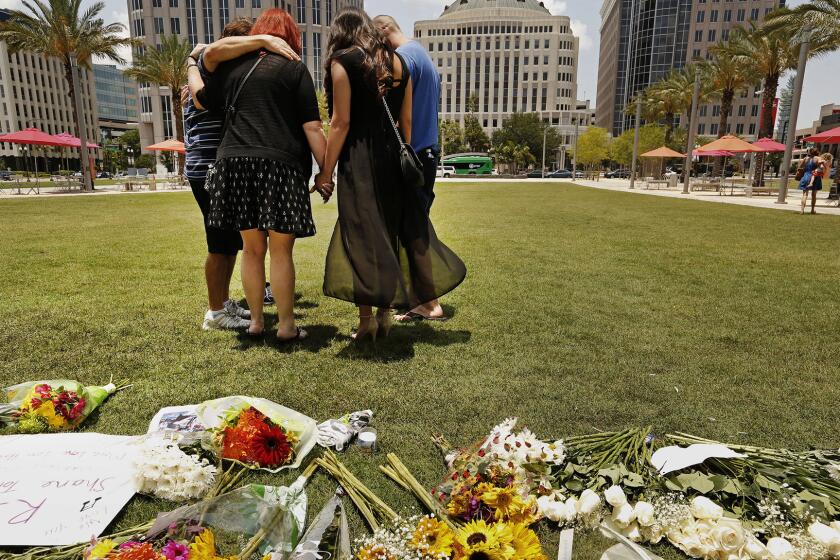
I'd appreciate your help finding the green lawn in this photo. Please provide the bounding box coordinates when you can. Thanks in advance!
[1,182,839,559]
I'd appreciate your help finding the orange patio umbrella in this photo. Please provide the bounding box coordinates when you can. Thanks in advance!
[641,146,686,158]
[696,135,761,154]
[145,138,185,154]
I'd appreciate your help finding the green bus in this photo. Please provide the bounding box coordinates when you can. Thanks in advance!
[441,153,494,175]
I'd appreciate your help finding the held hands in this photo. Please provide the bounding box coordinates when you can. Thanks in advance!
[311,170,335,203]
[259,35,301,61]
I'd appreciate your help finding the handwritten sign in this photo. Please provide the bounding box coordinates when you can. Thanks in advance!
[0,433,138,546]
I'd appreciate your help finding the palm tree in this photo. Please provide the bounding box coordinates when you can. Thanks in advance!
[764,0,840,54]
[125,34,192,148]
[701,42,758,174]
[720,24,798,186]
[0,0,133,189]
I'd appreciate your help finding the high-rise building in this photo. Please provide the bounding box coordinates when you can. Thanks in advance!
[414,0,590,156]
[596,0,783,138]
[128,0,362,160]
[93,64,139,142]
[0,9,100,170]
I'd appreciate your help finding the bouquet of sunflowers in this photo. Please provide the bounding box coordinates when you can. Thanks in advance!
[197,397,317,473]
[3,378,129,433]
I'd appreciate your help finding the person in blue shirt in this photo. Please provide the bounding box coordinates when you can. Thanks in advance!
[375,15,449,322]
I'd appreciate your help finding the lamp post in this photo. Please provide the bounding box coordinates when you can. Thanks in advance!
[683,73,701,194]
[572,118,579,181]
[629,95,642,189]
[777,28,812,204]
[541,126,548,178]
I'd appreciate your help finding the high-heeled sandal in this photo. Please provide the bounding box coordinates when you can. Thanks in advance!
[351,315,379,342]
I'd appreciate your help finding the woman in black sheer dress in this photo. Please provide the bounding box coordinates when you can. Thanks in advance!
[314,8,466,341]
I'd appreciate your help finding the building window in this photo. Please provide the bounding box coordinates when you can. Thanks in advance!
[694,29,702,41]
[160,95,173,137]
[313,32,322,87]
[297,0,306,24]
[698,123,706,134]
[186,0,198,45]
[751,105,759,117]
[750,7,759,19]
[723,9,732,21]
[736,123,744,134]
[327,0,332,23]
[170,17,181,34]
[153,0,161,6]
[708,29,716,41]
[154,17,164,34]
[710,123,718,135]
[312,0,321,24]
[737,105,746,117]
[202,0,214,42]
[219,0,229,27]
[710,9,718,21]
[737,8,745,21]
[748,123,756,135]
[696,10,705,22]
[169,0,178,7]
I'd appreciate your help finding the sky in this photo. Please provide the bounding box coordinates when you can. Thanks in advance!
[0,0,835,128]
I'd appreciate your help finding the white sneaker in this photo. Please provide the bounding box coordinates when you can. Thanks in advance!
[224,300,251,319]
[202,309,250,331]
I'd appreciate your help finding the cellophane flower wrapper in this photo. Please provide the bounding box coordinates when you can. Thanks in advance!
[4,379,120,432]
[197,396,317,473]
[288,489,351,560]
[147,481,308,558]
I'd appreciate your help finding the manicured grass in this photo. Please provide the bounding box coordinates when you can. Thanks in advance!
[1,182,838,559]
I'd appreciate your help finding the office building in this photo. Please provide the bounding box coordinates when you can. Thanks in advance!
[596,0,783,138]
[129,0,362,158]
[93,64,139,141]
[414,0,591,158]
[0,9,100,170]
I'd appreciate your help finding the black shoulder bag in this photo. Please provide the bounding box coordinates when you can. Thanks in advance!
[382,97,425,190]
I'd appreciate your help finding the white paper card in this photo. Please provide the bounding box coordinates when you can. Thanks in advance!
[0,433,139,546]
[651,444,745,475]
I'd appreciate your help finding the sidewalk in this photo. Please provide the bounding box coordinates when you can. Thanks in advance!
[444,176,840,216]
[0,181,189,198]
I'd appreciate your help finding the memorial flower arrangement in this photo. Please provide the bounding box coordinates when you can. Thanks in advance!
[430,419,565,524]
[85,529,233,560]
[134,438,218,501]
[3,379,129,433]
[212,406,298,469]
[196,397,317,473]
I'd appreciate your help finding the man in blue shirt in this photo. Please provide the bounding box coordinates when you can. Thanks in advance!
[376,15,448,322]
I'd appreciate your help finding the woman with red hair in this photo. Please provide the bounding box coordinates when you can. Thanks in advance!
[202,8,326,342]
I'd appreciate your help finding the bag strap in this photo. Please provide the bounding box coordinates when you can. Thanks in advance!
[229,53,266,111]
[382,97,405,149]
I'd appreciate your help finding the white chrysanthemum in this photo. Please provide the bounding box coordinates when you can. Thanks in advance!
[133,439,216,501]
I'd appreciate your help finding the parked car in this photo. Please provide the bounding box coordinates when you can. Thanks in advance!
[604,169,629,179]
[72,171,82,178]
[436,165,455,178]
[526,169,547,178]
[0,170,11,180]
[547,169,572,178]
[97,171,112,179]
[573,170,585,178]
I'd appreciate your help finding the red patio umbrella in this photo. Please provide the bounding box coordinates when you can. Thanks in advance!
[804,126,840,144]
[54,132,100,149]
[751,138,787,152]
[692,149,735,157]
[0,127,69,147]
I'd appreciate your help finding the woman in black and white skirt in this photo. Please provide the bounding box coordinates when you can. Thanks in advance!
[202,8,327,340]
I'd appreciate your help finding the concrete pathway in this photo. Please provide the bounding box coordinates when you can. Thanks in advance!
[0,181,189,198]
[443,177,840,217]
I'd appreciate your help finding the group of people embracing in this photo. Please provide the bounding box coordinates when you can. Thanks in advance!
[182,7,466,342]
[797,147,834,215]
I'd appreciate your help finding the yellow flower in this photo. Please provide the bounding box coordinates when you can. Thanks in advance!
[410,517,456,557]
[482,487,525,522]
[87,539,117,560]
[505,497,539,526]
[357,544,397,560]
[189,529,221,560]
[455,520,514,560]
[447,491,472,518]
[34,400,68,430]
[508,525,544,560]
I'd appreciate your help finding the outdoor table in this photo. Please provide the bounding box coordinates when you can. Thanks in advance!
[645,178,669,190]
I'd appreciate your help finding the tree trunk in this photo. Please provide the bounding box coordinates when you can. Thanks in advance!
[171,88,185,174]
[754,72,780,188]
[63,60,92,192]
[714,89,734,177]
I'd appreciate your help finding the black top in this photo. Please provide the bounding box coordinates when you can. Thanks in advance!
[203,51,320,175]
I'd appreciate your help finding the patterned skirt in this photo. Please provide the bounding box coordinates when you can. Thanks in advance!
[205,156,316,237]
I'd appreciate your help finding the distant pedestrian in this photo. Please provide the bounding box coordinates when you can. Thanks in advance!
[798,147,831,215]
[375,14,450,323]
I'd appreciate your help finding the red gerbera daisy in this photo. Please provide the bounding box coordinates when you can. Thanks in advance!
[250,421,292,467]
